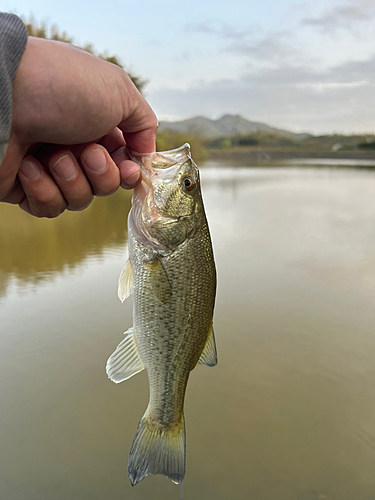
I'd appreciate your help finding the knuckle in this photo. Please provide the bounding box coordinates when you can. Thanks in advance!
[149,116,159,135]
[33,205,66,219]
[94,184,119,197]
[67,194,94,212]
[30,193,66,218]
[0,174,18,201]
[44,208,66,219]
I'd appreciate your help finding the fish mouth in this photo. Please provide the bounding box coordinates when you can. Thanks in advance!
[127,154,174,252]
[127,143,191,171]
[127,144,196,252]
[129,177,162,250]
[128,143,192,215]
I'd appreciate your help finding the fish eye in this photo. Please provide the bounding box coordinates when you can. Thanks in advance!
[182,176,196,191]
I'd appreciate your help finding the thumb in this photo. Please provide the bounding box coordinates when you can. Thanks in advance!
[122,126,158,155]
[117,74,158,154]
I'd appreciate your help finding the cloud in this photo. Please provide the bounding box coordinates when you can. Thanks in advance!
[153,2,375,133]
[226,30,299,64]
[301,0,375,34]
[185,21,254,40]
[186,21,301,64]
[173,51,192,62]
[148,54,375,134]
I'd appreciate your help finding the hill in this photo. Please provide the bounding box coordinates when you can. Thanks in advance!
[158,114,310,140]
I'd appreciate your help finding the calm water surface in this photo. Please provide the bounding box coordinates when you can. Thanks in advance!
[1,163,375,500]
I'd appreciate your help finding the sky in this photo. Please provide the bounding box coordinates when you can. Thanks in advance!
[4,0,375,134]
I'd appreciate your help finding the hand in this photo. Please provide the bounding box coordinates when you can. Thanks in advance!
[0,36,157,217]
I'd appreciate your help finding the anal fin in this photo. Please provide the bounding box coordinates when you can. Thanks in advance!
[106,327,144,383]
[198,325,218,367]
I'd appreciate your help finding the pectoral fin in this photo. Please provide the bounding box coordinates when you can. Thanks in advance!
[198,325,218,367]
[147,258,172,304]
[106,327,145,383]
[118,259,133,302]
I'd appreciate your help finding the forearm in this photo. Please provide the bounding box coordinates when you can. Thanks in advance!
[0,13,27,163]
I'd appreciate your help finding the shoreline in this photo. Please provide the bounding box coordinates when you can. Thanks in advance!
[207,149,375,162]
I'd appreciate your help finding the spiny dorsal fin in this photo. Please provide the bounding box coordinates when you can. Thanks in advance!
[198,325,218,367]
[106,327,144,383]
[118,259,133,303]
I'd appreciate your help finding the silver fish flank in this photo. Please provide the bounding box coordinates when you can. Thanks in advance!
[106,143,217,486]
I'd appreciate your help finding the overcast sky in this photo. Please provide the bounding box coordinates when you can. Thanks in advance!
[5,0,375,133]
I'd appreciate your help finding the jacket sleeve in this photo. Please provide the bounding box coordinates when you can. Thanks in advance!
[0,13,28,164]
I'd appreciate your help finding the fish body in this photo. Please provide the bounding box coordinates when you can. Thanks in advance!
[106,144,217,486]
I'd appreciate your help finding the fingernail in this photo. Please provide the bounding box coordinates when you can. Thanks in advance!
[122,171,141,188]
[52,155,78,181]
[19,159,42,181]
[83,149,107,174]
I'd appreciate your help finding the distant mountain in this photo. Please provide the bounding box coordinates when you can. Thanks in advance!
[158,114,310,140]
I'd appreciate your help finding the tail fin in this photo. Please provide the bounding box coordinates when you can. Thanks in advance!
[128,412,185,486]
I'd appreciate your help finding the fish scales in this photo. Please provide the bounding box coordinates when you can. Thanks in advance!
[106,143,217,486]
[132,221,215,424]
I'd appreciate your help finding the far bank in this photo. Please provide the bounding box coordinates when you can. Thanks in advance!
[207,148,375,164]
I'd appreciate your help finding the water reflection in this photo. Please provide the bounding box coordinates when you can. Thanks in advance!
[1,165,375,500]
[0,190,131,296]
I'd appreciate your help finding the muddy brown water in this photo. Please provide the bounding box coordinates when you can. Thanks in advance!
[1,163,375,500]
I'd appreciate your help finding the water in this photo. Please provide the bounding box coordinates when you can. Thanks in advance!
[1,163,375,500]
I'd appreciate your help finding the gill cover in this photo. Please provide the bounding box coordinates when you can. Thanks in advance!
[128,144,200,253]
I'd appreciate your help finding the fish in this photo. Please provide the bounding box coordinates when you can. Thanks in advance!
[106,143,217,486]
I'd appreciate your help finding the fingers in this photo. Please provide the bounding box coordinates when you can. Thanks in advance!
[99,127,126,153]
[18,156,67,218]
[38,143,121,204]
[48,151,94,210]
[111,146,141,189]
[98,129,141,188]
[80,144,120,196]
[1,134,142,217]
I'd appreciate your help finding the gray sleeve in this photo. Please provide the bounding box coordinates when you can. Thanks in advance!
[0,13,28,163]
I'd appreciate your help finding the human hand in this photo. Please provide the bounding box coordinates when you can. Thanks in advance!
[0,36,157,217]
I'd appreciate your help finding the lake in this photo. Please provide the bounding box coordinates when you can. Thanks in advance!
[1,161,375,500]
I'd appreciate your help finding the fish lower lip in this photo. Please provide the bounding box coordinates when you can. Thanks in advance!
[133,180,150,205]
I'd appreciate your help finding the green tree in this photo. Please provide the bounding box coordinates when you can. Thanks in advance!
[156,130,207,163]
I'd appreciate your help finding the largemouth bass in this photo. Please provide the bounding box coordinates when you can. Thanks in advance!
[106,143,217,486]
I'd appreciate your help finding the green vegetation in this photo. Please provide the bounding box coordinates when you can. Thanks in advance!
[158,127,375,161]
[23,17,147,93]
[358,140,375,150]
[206,131,301,150]
[205,131,375,152]
[156,130,207,163]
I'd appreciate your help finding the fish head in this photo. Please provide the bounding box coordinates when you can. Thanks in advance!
[128,143,202,253]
